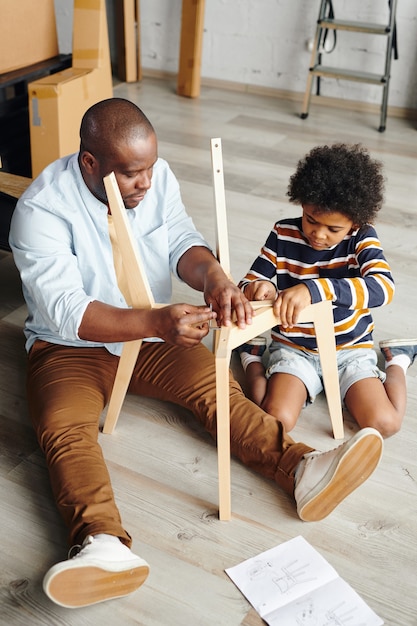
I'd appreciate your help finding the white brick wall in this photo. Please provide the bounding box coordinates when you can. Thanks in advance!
[55,0,417,110]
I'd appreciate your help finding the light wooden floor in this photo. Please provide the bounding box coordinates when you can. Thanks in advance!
[1,77,417,625]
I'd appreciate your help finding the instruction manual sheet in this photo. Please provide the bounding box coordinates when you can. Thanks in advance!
[225,535,383,625]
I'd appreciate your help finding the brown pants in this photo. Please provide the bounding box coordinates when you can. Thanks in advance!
[27,340,313,547]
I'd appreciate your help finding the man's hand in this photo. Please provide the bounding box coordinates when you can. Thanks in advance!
[204,273,254,329]
[273,283,312,328]
[177,247,254,329]
[152,303,217,346]
[78,300,216,346]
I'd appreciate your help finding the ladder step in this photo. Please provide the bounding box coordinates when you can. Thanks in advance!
[301,0,398,131]
[318,19,390,35]
[310,66,387,85]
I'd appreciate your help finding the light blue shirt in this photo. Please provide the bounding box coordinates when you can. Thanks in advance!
[9,153,211,355]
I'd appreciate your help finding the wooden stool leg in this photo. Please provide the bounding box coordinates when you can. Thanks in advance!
[215,328,232,520]
[314,302,344,439]
[102,173,157,434]
[177,0,206,97]
[102,339,142,434]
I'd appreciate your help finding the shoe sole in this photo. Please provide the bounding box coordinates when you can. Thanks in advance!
[379,338,417,348]
[45,563,149,608]
[298,430,383,522]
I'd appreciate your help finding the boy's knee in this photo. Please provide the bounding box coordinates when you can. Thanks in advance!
[366,414,402,438]
[379,421,401,438]
[261,400,298,432]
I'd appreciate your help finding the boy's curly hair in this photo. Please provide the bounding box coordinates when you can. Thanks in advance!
[287,143,385,226]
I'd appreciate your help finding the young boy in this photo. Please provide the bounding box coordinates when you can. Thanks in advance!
[237,143,416,437]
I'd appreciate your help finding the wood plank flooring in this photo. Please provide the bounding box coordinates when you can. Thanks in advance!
[1,77,416,625]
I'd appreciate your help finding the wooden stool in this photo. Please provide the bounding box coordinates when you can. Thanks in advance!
[102,140,344,521]
[210,138,343,520]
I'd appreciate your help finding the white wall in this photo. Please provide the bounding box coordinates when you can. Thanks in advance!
[54,0,73,54]
[54,0,417,110]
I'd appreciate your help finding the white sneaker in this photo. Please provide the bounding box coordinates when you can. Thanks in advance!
[294,427,383,522]
[43,535,150,608]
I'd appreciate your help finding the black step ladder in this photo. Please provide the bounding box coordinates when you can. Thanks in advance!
[300,0,398,132]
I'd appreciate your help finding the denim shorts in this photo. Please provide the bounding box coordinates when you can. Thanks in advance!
[265,341,386,404]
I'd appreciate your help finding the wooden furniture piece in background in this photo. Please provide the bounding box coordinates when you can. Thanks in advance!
[117,0,206,97]
[177,0,206,97]
[0,171,32,251]
[116,0,142,83]
[0,171,32,201]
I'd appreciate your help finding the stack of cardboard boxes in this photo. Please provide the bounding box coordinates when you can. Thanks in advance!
[0,0,113,178]
[28,0,113,176]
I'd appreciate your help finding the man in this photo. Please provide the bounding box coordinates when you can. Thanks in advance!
[9,98,383,609]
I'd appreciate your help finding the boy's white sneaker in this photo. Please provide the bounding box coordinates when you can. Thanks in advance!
[43,534,149,608]
[294,427,383,522]
[379,338,417,366]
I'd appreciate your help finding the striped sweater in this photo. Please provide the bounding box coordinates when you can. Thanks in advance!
[239,217,395,352]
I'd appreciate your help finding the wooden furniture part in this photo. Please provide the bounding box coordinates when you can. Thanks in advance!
[116,0,205,97]
[102,172,165,435]
[0,171,32,251]
[116,0,142,83]
[0,171,32,200]
[210,138,344,520]
[177,0,206,97]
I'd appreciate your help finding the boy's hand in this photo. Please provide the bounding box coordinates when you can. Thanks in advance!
[273,284,312,328]
[244,280,276,302]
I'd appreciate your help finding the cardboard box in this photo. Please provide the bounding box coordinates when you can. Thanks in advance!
[28,0,113,177]
[0,0,58,74]
[29,68,112,174]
